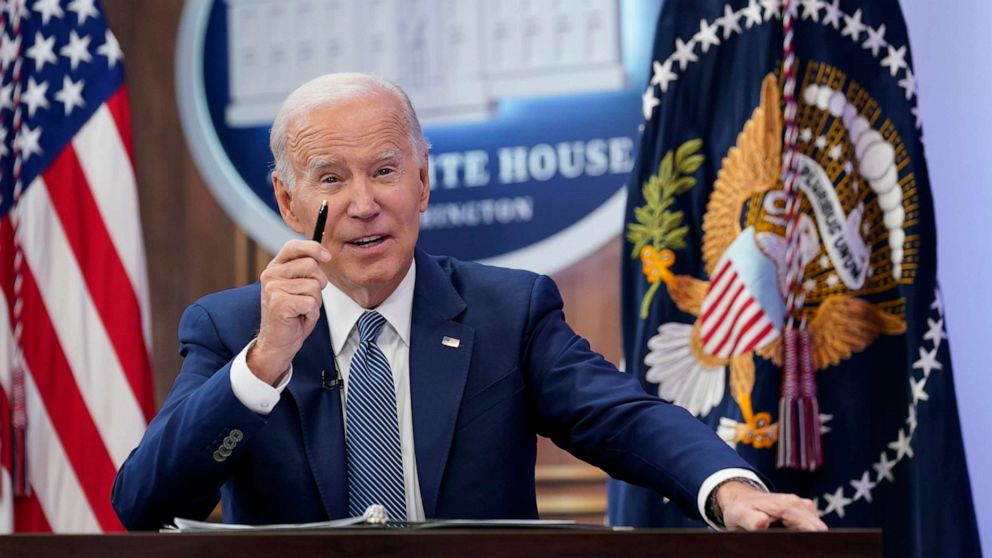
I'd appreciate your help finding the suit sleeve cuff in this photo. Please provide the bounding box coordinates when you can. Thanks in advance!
[230,339,293,415]
[697,468,767,530]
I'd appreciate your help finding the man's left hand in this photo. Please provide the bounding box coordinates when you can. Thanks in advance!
[716,481,828,531]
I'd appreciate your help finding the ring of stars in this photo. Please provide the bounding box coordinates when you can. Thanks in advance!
[811,288,946,520]
[641,0,922,133]
[635,0,940,522]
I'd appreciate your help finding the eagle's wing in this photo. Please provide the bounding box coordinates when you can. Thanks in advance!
[702,73,783,275]
[809,295,906,369]
[754,295,906,369]
[667,273,708,316]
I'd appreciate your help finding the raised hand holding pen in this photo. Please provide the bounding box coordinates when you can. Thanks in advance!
[248,200,330,385]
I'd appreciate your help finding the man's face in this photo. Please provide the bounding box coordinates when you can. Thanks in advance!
[273,91,430,307]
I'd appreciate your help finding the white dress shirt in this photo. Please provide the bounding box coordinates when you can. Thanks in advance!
[231,261,424,521]
[229,259,761,527]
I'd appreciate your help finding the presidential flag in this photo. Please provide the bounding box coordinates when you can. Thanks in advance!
[0,0,153,532]
[610,1,981,556]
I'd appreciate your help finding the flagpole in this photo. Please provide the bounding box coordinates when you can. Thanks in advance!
[776,0,823,472]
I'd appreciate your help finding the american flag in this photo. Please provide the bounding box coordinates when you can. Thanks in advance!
[0,0,153,532]
[698,235,782,360]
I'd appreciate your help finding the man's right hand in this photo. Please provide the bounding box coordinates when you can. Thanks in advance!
[247,239,330,385]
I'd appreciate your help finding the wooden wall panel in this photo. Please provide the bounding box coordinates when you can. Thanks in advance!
[102,0,624,524]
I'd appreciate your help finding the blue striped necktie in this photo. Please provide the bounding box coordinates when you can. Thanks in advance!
[345,311,406,520]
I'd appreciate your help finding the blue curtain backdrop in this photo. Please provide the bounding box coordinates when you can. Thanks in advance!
[610,2,981,557]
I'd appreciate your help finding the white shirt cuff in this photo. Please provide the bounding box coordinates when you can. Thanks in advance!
[696,468,767,530]
[230,339,293,415]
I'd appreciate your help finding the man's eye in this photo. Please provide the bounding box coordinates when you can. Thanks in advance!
[321,176,339,184]
[375,167,394,177]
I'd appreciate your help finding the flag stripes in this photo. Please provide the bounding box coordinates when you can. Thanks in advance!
[72,100,151,353]
[43,143,153,418]
[0,2,152,531]
[700,258,777,358]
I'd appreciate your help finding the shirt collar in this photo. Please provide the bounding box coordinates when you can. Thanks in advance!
[322,259,416,355]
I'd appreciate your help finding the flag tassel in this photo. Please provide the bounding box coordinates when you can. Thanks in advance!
[11,361,30,498]
[776,328,823,471]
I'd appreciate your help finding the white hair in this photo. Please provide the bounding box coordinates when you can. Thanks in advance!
[269,73,430,191]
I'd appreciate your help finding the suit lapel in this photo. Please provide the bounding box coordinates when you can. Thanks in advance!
[285,311,349,519]
[409,250,473,518]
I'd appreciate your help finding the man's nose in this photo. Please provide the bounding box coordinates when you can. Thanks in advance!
[346,178,381,219]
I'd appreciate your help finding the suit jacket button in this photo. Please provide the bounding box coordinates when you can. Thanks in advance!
[222,437,237,450]
[229,429,244,442]
[218,446,233,457]
[212,450,225,463]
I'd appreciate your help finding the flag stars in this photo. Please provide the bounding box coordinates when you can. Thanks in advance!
[899,68,917,101]
[4,0,30,23]
[742,0,762,28]
[641,86,660,120]
[15,124,43,161]
[814,135,828,150]
[910,376,930,405]
[22,77,50,117]
[923,317,947,348]
[841,8,866,41]
[850,471,876,503]
[801,0,824,22]
[820,413,833,434]
[717,5,742,39]
[906,404,918,433]
[822,0,842,29]
[33,0,65,26]
[863,24,887,57]
[912,346,942,377]
[0,34,22,71]
[799,127,813,143]
[68,0,99,25]
[931,288,944,315]
[760,0,782,21]
[0,83,13,111]
[97,30,123,67]
[881,45,907,77]
[55,75,85,115]
[825,274,840,287]
[888,428,914,460]
[844,160,854,175]
[911,106,923,129]
[818,255,830,269]
[672,38,697,71]
[651,58,677,92]
[804,278,816,292]
[822,486,852,518]
[26,31,58,72]
[873,451,896,482]
[61,30,94,71]
[694,19,720,53]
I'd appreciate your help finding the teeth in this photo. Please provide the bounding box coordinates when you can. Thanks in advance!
[353,235,383,245]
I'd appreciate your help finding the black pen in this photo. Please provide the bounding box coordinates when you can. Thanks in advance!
[312,200,328,242]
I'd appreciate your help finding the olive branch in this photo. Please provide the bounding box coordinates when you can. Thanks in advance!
[625,138,704,319]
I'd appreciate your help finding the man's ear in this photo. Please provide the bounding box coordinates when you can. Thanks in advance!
[273,171,304,233]
[418,150,430,212]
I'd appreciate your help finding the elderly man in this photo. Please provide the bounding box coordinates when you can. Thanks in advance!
[111,73,824,532]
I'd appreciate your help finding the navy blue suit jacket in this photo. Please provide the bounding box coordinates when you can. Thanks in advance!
[112,250,754,530]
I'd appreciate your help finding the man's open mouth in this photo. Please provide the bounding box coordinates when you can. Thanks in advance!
[349,235,387,247]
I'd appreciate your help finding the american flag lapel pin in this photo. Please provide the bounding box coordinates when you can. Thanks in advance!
[441,336,461,348]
